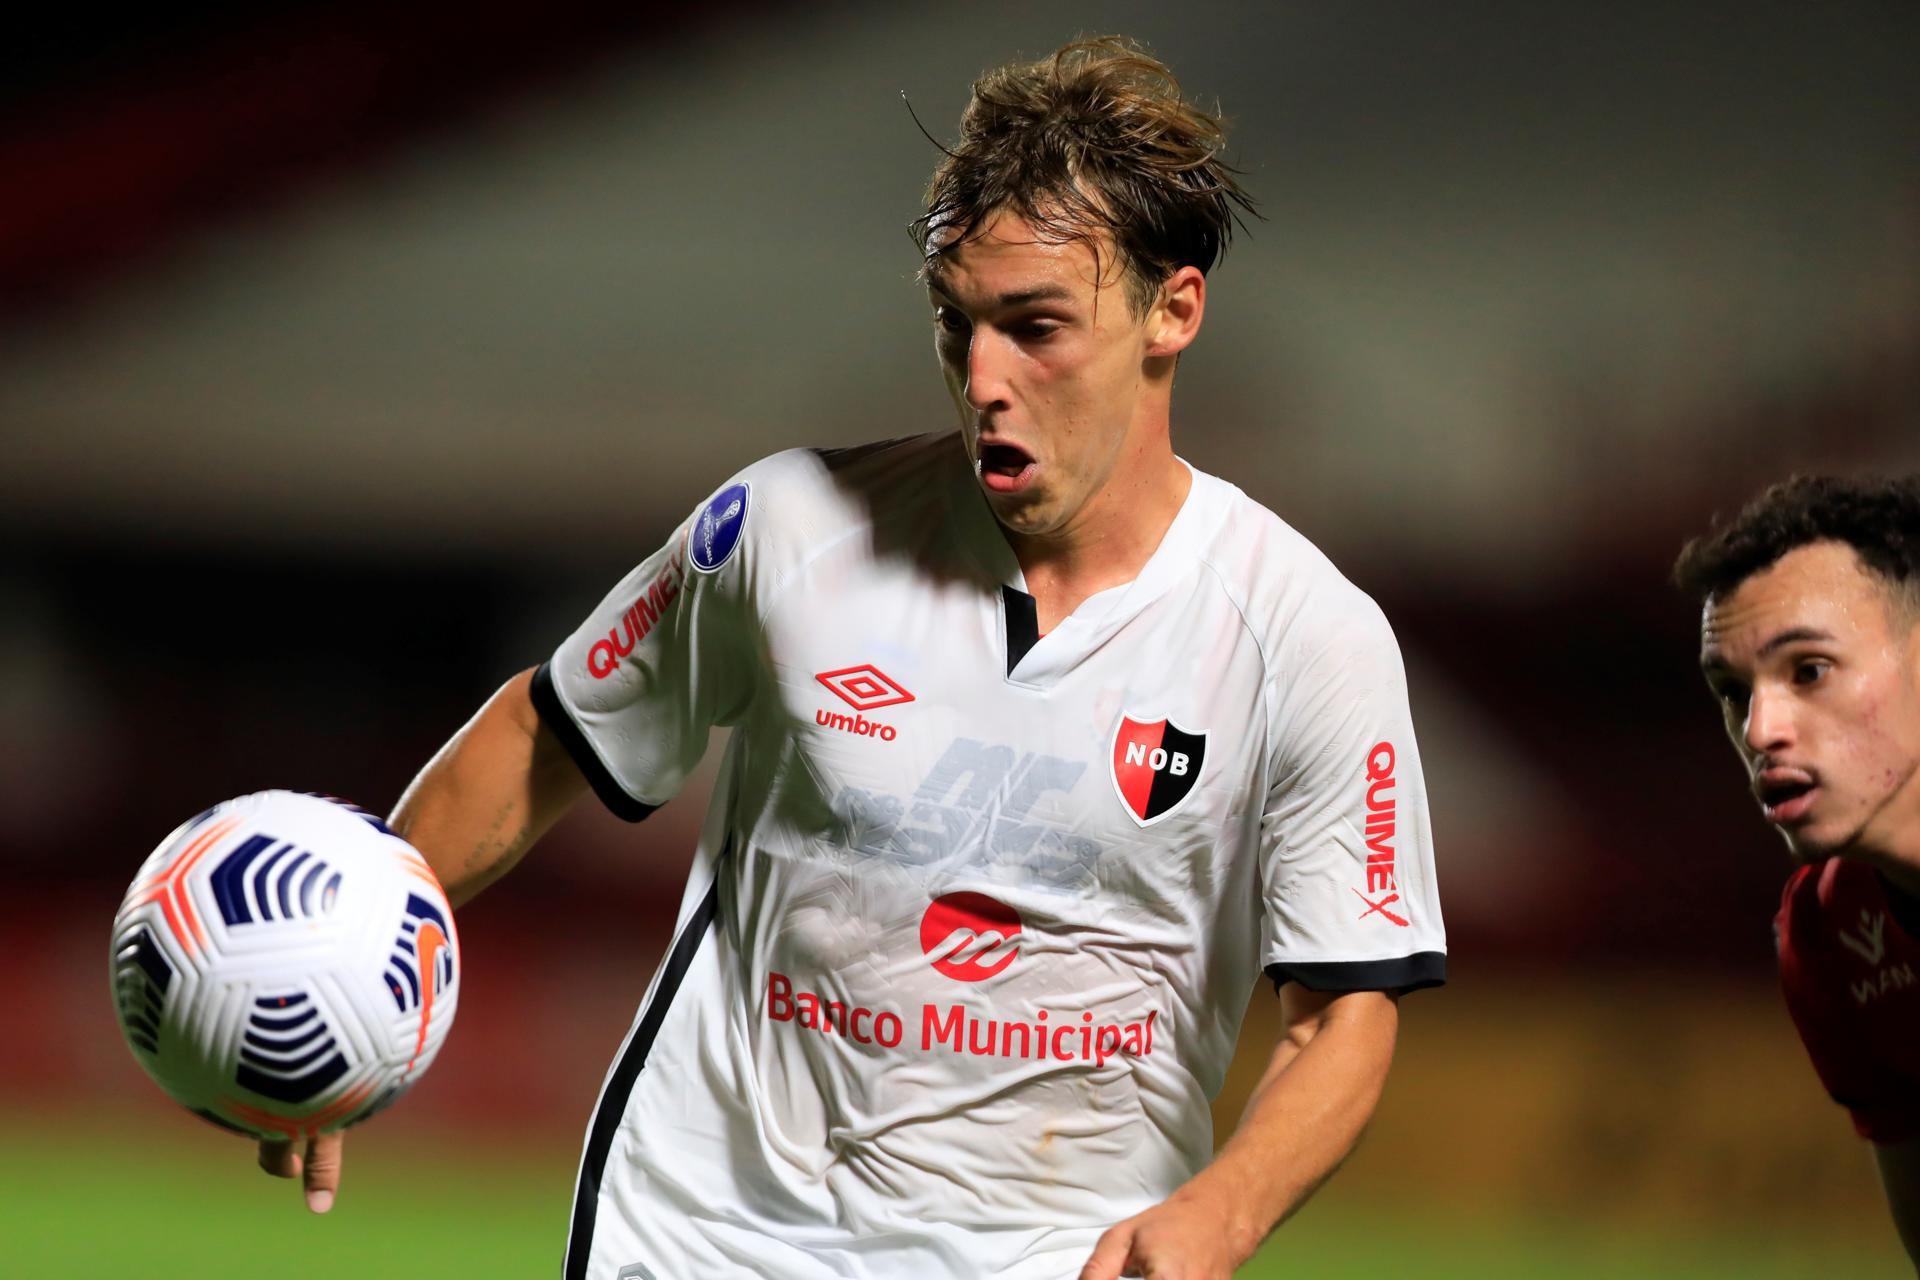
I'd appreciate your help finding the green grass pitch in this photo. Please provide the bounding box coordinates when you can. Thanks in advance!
[4,1116,1906,1278]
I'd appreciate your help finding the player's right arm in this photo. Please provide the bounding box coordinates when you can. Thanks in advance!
[1875,1137,1920,1270]
[262,461,777,1213]
[258,668,590,1210]
[389,667,590,906]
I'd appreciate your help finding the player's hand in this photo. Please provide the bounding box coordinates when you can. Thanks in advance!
[1077,1192,1253,1280]
[257,1131,345,1214]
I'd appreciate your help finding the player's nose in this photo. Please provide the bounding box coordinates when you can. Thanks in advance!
[1743,685,1794,755]
[964,331,1012,412]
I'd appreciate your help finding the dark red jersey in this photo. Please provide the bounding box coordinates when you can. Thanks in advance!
[1776,858,1920,1143]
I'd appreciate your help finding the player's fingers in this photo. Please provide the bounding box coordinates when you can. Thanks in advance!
[1077,1223,1137,1280]
[302,1131,345,1213]
[258,1138,300,1179]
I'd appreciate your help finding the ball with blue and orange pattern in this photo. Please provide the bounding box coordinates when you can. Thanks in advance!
[109,791,461,1141]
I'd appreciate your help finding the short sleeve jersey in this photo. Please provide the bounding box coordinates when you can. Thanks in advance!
[1776,857,1920,1143]
[533,433,1446,1280]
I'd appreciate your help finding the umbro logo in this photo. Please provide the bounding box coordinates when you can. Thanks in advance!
[813,663,913,742]
[817,664,914,711]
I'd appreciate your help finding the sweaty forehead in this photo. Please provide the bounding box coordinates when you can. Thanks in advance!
[924,213,1105,299]
[1698,592,1778,666]
[1698,542,1886,665]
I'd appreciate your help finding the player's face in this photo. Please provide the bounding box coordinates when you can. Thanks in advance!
[1698,541,1920,864]
[923,211,1187,539]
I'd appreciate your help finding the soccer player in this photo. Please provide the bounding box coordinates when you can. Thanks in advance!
[261,37,1447,1278]
[1677,475,1920,1268]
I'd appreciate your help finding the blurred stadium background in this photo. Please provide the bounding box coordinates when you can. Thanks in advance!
[3,1,1916,1275]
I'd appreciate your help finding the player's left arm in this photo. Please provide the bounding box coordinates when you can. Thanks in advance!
[1778,875,1920,1272]
[1078,984,1398,1280]
[1874,1138,1920,1270]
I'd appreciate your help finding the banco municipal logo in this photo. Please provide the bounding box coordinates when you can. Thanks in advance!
[920,892,1021,982]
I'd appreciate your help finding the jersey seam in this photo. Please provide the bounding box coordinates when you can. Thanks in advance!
[751,521,872,632]
[713,450,893,729]
[745,449,922,635]
[1196,547,1441,950]
[1191,552,1277,787]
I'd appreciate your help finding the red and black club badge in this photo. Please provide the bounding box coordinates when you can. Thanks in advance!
[1110,713,1207,827]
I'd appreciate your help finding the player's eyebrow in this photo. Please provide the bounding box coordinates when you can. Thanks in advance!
[923,278,1076,311]
[1700,626,1838,675]
[1756,626,1835,658]
[989,285,1075,308]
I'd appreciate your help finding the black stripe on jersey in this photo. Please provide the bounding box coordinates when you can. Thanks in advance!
[564,870,723,1280]
[530,661,659,823]
[1003,586,1040,675]
[1265,952,1447,995]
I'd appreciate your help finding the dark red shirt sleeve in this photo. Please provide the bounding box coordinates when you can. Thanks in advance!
[1775,860,1920,1144]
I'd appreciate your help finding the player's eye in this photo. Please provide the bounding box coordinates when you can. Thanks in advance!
[1791,658,1831,687]
[1712,680,1750,713]
[1009,317,1061,341]
[934,307,970,335]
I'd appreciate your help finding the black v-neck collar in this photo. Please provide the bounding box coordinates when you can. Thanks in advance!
[1002,586,1040,676]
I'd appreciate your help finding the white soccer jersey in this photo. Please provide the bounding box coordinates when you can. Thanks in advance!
[533,432,1445,1280]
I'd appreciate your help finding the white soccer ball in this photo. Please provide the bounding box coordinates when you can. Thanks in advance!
[109,790,461,1141]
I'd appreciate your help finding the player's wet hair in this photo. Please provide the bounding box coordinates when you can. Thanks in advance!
[1673,474,1920,615]
[912,36,1256,316]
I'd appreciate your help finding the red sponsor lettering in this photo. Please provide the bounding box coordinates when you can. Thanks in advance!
[922,1001,965,1050]
[920,1002,1155,1066]
[1358,741,1408,923]
[767,971,903,1047]
[814,709,900,742]
[587,559,683,679]
[1351,886,1411,927]
[769,973,1156,1067]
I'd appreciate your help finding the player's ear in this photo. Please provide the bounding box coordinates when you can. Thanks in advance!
[1902,598,1920,683]
[1145,266,1204,358]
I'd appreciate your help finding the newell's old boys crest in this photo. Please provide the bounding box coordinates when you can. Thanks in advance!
[690,482,750,572]
[1111,714,1206,826]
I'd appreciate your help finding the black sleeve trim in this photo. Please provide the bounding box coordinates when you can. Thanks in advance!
[529,661,659,824]
[1265,952,1447,996]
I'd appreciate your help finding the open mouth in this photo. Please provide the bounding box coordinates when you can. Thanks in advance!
[977,441,1037,494]
[1757,776,1817,824]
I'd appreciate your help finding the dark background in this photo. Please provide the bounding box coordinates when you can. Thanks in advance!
[3,1,1916,1271]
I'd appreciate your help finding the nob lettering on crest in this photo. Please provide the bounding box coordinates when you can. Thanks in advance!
[1121,742,1191,776]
